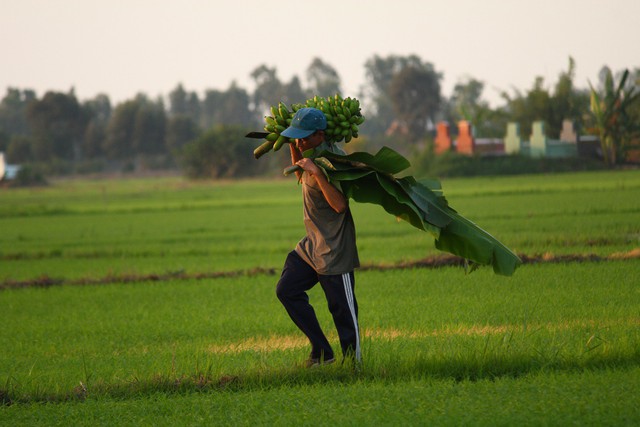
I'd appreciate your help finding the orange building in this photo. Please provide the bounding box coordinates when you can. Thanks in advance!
[456,121,475,155]
[434,122,452,154]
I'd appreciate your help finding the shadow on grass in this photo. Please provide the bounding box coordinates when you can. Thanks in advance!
[3,349,639,405]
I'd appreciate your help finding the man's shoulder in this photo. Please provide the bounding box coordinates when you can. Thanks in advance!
[329,144,347,155]
[316,140,346,156]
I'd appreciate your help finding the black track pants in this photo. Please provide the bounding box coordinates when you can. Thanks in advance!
[276,251,360,361]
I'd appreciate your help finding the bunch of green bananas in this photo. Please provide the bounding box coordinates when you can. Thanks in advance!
[252,101,295,158]
[307,94,365,144]
[253,94,365,159]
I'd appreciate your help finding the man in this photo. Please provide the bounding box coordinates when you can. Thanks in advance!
[275,107,361,367]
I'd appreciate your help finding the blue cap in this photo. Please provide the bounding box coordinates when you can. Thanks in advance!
[281,108,327,139]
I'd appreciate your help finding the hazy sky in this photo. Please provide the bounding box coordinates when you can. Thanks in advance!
[2,0,638,108]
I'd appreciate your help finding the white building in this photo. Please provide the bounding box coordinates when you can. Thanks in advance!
[0,152,21,180]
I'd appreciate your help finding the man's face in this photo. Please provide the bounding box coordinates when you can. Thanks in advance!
[295,130,324,152]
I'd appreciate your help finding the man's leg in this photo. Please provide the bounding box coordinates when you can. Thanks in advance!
[276,251,334,361]
[319,271,360,362]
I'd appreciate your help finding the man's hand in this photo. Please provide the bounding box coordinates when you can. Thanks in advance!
[295,158,322,177]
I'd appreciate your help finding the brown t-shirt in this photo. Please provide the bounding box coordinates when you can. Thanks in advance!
[295,169,360,275]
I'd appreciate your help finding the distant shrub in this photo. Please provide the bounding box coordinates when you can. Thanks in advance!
[10,165,47,187]
[181,126,268,179]
[74,159,106,174]
[412,151,607,178]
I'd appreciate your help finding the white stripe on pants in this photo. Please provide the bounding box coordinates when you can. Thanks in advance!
[342,272,361,362]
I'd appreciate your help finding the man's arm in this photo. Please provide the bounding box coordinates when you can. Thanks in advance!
[295,157,347,213]
[289,143,304,182]
[289,142,347,213]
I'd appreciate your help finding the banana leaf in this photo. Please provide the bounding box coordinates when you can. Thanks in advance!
[307,146,522,276]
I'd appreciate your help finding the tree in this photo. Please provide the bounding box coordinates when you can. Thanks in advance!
[588,67,639,166]
[168,83,188,116]
[628,68,640,137]
[549,57,590,137]
[215,81,254,127]
[132,96,166,157]
[526,77,553,132]
[363,54,434,136]
[6,135,32,163]
[26,91,85,162]
[104,98,139,160]
[306,57,342,97]
[181,125,265,179]
[0,88,36,137]
[445,77,506,138]
[82,120,106,159]
[451,78,485,119]
[166,115,199,153]
[365,55,425,98]
[0,130,8,153]
[250,65,285,115]
[388,63,442,141]
[202,83,255,129]
[168,83,201,125]
[81,94,112,158]
[501,77,552,137]
[282,76,308,105]
[201,89,222,130]
[500,58,590,139]
[104,94,169,168]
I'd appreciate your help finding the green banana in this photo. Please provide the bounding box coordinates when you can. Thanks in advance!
[279,102,290,120]
[314,157,335,171]
[283,164,300,176]
[350,99,360,115]
[254,140,274,159]
[254,94,366,160]
[273,134,288,151]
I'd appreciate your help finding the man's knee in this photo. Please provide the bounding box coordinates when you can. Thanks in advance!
[275,280,288,302]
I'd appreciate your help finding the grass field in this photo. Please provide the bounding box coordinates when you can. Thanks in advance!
[1,170,639,425]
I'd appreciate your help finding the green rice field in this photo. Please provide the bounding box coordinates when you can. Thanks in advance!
[1,169,639,425]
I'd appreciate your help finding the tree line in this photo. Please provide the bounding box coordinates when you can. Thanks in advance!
[0,55,637,179]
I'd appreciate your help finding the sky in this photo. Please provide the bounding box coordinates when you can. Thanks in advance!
[1,0,638,108]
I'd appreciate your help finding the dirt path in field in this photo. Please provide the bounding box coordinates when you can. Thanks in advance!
[2,248,639,291]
